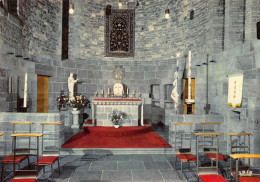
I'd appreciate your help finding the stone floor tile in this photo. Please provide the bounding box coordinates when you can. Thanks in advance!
[60,160,91,171]
[129,154,154,162]
[80,154,106,162]
[105,154,130,161]
[152,154,169,161]
[71,170,102,182]
[90,161,117,171]
[132,169,164,181]
[118,161,145,171]
[101,170,132,181]
[38,169,73,182]
[143,161,173,170]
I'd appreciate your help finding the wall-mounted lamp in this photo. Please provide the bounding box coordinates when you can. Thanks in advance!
[69,4,74,14]
[165,9,170,19]
[209,60,216,63]
[118,0,122,8]
[202,62,208,65]
[196,64,201,67]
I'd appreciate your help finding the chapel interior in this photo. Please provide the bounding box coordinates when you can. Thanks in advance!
[0,0,260,181]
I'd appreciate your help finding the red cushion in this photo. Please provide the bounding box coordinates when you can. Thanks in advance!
[2,155,27,163]
[36,156,59,165]
[199,174,228,182]
[239,177,260,182]
[205,153,227,161]
[176,153,197,162]
[10,178,37,182]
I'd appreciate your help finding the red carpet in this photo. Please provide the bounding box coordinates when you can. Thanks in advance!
[62,126,171,148]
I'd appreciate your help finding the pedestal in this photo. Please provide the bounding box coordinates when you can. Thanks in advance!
[71,110,80,128]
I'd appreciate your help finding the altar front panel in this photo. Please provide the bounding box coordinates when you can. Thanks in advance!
[92,99,143,126]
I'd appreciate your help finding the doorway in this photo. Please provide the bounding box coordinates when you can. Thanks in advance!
[183,78,195,114]
[37,75,49,113]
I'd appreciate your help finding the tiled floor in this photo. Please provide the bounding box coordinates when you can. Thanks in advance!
[0,125,228,181]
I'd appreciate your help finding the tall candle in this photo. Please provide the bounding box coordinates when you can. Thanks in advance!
[102,90,104,95]
[108,88,110,94]
[23,72,27,107]
[127,88,129,94]
[133,90,135,94]
[188,51,191,100]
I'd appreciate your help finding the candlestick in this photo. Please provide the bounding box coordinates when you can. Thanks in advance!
[23,72,27,107]
[108,88,110,95]
[127,88,129,95]
[188,51,191,100]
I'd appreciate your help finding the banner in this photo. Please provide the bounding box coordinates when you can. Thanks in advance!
[227,74,243,109]
[171,60,179,109]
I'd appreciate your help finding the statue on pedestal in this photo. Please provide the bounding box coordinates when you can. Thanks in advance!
[68,73,78,100]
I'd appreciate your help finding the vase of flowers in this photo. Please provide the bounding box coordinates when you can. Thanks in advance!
[110,110,128,128]
[69,95,88,128]
[56,94,69,110]
[69,95,88,110]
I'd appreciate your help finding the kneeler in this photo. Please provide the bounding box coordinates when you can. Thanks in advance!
[227,133,252,181]
[35,123,62,182]
[1,122,34,181]
[200,122,228,173]
[10,133,43,182]
[230,154,260,182]
[194,133,228,182]
[173,123,197,179]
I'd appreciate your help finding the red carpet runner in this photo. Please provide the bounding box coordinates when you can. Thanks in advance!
[62,126,171,148]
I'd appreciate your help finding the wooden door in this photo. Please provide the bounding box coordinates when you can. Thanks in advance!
[37,75,48,113]
[184,78,195,114]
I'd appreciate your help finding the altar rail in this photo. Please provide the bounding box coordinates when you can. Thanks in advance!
[0,112,64,154]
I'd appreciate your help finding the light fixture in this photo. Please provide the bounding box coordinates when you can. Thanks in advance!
[202,62,208,65]
[69,4,74,14]
[209,60,216,63]
[118,0,122,8]
[196,64,201,67]
[165,9,170,19]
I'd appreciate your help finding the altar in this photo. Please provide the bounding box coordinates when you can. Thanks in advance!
[91,98,144,126]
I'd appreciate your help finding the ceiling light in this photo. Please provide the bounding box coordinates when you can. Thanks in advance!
[118,0,122,8]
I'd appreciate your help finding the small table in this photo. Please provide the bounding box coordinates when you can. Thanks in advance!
[91,98,144,126]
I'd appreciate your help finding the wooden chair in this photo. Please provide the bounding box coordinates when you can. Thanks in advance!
[1,122,34,181]
[10,133,43,182]
[200,123,228,171]
[229,154,260,182]
[173,122,197,179]
[36,122,62,181]
[194,133,228,182]
[227,133,252,181]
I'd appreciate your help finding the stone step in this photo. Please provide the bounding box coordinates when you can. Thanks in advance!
[60,147,174,155]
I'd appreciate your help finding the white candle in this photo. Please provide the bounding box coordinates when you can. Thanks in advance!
[23,72,27,107]
[108,88,110,94]
[127,88,129,94]
[188,51,191,100]
[102,90,104,95]
[133,90,135,94]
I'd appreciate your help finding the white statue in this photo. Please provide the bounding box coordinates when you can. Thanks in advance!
[68,73,78,100]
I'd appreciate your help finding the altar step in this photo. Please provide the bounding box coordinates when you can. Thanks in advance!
[60,147,174,155]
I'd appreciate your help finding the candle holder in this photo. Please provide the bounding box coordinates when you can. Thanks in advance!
[107,93,111,98]
[132,93,135,99]
[126,93,129,98]
[101,93,104,98]
[94,92,98,98]
[138,93,142,98]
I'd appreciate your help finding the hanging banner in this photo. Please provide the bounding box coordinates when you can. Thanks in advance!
[227,74,243,109]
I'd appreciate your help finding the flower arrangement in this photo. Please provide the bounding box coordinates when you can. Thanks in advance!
[110,110,128,126]
[56,94,69,109]
[69,95,88,110]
